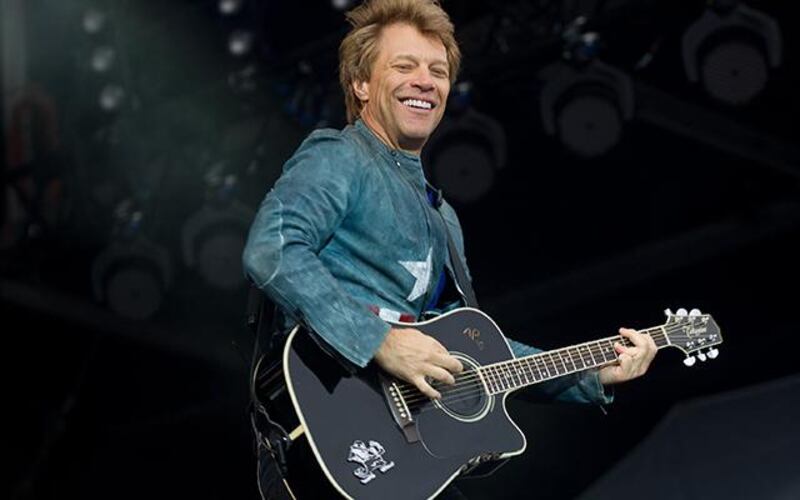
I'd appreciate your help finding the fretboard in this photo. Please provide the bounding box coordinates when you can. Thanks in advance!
[478,326,670,395]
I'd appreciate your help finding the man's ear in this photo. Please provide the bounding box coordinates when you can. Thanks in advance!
[352,80,369,102]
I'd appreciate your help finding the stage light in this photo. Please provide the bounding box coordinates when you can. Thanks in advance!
[682,3,782,106]
[90,46,115,72]
[98,84,125,111]
[332,0,355,10]
[538,18,634,158]
[82,9,106,34]
[228,30,254,57]
[539,61,633,158]
[92,241,173,320]
[92,203,173,320]
[423,104,506,204]
[219,0,245,16]
[181,173,254,291]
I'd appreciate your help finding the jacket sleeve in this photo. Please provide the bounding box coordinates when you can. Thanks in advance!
[242,131,390,368]
[436,201,612,406]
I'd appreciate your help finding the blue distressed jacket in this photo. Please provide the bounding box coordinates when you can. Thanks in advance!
[242,119,611,405]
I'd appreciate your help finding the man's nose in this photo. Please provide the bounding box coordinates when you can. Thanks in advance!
[411,68,435,91]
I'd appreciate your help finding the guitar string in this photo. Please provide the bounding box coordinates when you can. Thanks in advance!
[395,325,700,407]
[395,329,669,400]
[395,322,698,400]
[401,326,710,410]
[407,350,621,414]
[396,324,703,408]
[398,330,684,407]
[397,333,651,403]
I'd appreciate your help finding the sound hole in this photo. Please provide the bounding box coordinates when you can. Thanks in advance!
[435,355,490,422]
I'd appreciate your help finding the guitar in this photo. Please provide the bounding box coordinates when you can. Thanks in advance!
[260,307,722,499]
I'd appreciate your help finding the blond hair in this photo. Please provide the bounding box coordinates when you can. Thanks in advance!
[339,0,461,123]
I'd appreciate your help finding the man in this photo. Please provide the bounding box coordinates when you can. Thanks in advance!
[243,0,656,497]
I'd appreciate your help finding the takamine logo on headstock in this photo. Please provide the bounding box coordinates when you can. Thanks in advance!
[662,308,723,367]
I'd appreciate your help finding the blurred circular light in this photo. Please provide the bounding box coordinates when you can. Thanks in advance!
[91,46,115,72]
[557,94,621,157]
[433,143,495,203]
[219,0,244,15]
[228,30,253,57]
[99,85,126,111]
[197,231,247,290]
[332,0,354,10]
[105,265,163,320]
[82,9,106,34]
[701,40,767,105]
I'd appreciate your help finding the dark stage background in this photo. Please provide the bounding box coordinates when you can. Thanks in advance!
[3,1,798,499]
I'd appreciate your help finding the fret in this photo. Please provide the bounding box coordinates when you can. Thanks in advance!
[561,349,577,372]
[546,352,560,375]
[534,355,549,379]
[555,351,568,373]
[496,365,509,391]
[604,340,618,362]
[579,345,593,367]
[570,347,585,370]
[521,358,536,383]
[503,365,516,389]
[597,340,613,363]
[527,358,544,382]
[514,361,527,387]
[491,367,502,394]
[488,365,503,392]
[521,362,532,384]
[482,367,496,394]
[519,360,534,385]
[508,361,521,387]
[555,352,567,374]
[586,346,600,366]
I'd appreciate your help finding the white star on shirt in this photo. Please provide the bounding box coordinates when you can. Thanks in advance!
[399,248,432,302]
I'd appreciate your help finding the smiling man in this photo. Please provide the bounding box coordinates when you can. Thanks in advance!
[242,1,656,498]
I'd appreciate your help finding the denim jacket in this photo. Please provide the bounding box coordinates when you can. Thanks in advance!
[242,119,611,405]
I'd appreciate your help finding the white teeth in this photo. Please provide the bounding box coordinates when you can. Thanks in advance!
[402,99,432,110]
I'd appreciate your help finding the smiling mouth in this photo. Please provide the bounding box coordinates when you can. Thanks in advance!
[399,98,435,111]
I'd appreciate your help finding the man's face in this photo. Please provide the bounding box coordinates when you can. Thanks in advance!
[354,23,451,154]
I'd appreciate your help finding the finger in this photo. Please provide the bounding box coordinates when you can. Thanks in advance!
[617,352,634,373]
[619,328,647,348]
[427,365,456,385]
[413,375,441,399]
[432,352,464,374]
[614,342,636,356]
[646,334,658,357]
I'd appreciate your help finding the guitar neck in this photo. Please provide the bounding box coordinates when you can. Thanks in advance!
[478,326,671,395]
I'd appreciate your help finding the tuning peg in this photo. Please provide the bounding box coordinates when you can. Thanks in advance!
[707,348,719,359]
[677,308,688,317]
[683,355,696,367]
[689,308,701,317]
[697,352,707,362]
[664,308,674,317]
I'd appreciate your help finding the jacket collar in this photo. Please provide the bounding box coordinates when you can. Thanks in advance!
[353,119,423,166]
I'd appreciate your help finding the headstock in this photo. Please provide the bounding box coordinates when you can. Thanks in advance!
[661,308,723,366]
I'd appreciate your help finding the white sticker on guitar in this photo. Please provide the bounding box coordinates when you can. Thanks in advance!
[348,440,395,484]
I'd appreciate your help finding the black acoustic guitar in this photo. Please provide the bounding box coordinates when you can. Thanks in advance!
[262,307,722,499]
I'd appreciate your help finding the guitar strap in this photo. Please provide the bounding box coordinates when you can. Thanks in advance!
[427,183,480,309]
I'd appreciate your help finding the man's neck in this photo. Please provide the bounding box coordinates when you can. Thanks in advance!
[359,112,423,156]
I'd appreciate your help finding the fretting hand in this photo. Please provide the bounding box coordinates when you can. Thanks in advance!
[598,328,658,385]
[374,327,464,399]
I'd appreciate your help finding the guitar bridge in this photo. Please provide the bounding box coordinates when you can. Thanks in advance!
[380,375,420,443]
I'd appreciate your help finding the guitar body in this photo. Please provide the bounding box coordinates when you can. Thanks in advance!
[282,308,526,500]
